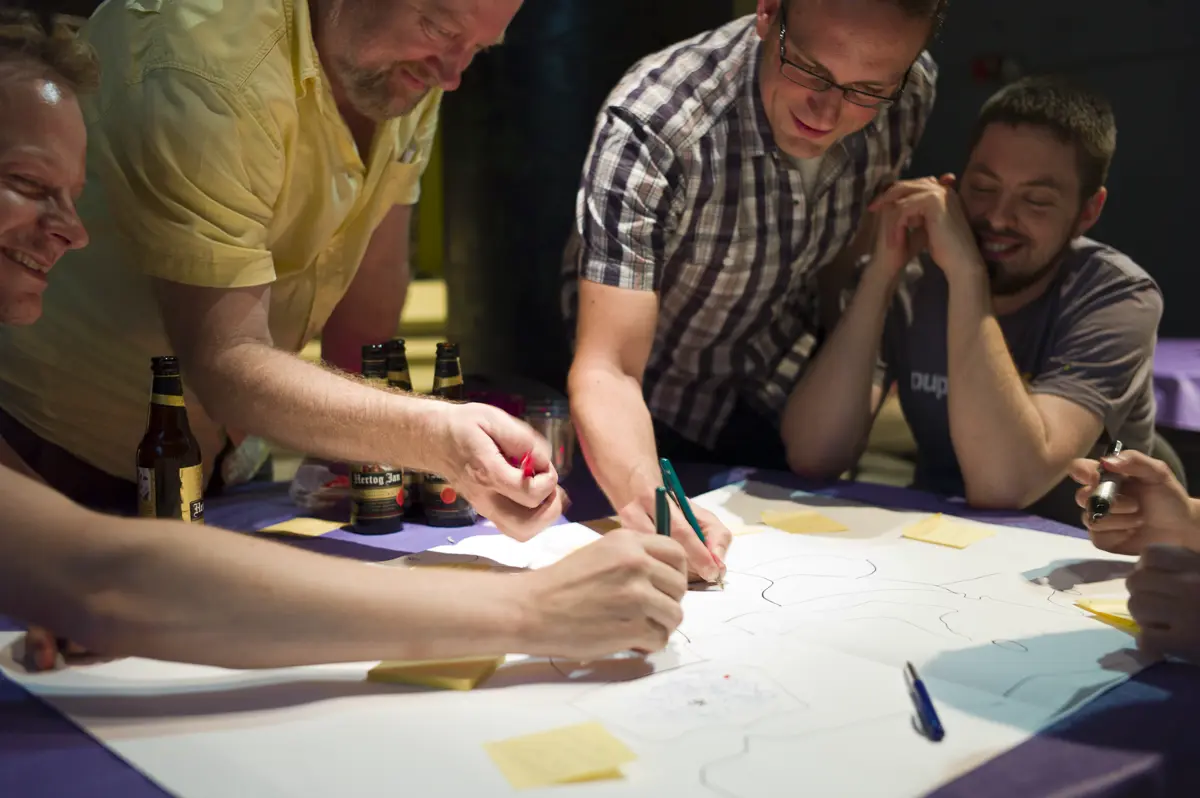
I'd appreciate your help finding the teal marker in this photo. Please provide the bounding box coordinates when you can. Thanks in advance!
[655,486,670,536]
[659,457,706,544]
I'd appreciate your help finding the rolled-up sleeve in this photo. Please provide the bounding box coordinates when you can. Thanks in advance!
[575,109,681,292]
[90,69,283,288]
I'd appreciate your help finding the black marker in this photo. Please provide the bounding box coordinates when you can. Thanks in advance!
[1088,440,1124,522]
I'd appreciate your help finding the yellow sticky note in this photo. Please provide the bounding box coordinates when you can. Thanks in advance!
[761,509,849,534]
[582,516,623,535]
[902,514,995,549]
[484,721,636,789]
[257,517,344,537]
[367,656,505,691]
[1076,598,1140,635]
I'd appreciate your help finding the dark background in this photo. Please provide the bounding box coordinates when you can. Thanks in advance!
[48,0,1198,392]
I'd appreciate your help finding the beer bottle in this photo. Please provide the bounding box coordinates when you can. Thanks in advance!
[136,356,204,523]
[385,338,413,392]
[385,337,418,518]
[349,343,405,533]
[422,342,477,527]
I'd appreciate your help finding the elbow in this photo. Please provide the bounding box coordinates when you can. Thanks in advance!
[785,443,854,483]
[962,476,1041,512]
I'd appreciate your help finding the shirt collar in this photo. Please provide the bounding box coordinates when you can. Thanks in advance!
[287,0,322,98]
[738,43,775,158]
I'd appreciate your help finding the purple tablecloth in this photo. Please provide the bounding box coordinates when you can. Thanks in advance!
[2,463,1198,798]
[1154,338,1200,432]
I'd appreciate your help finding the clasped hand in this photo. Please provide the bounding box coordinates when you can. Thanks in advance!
[867,176,985,282]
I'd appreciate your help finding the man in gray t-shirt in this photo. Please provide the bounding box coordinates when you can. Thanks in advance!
[884,240,1160,523]
[780,76,1163,527]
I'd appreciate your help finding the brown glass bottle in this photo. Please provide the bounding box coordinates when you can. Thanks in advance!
[136,356,205,523]
[385,338,413,392]
[349,343,405,534]
[422,342,477,526]
[385,338,419,518]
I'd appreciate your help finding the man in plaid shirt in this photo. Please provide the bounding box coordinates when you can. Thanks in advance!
[563,0,942,579]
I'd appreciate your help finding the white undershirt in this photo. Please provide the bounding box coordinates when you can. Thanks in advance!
[781,151,826,201]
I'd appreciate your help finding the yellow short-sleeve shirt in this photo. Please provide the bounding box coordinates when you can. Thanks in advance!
[0,0,441,483]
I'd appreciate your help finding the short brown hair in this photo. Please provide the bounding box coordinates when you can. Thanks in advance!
[0,8,100,94]
[969,75,1117,200]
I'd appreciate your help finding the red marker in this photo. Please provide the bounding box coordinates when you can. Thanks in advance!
[520,451,535,479]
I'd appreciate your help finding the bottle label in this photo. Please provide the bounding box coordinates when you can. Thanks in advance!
[421,473,477,525]
[137,464,204,522]
[151,393,185,407]
[387,369,411,388]
[180,464,205,523]
[137,466,155,518]
[351,465,404,522]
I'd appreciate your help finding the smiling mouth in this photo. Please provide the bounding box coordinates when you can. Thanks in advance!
[790,112,832,137]
[2,247,52,275]
[398,68,428,92]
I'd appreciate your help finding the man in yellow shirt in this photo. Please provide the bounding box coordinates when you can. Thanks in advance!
[0,0,562,536]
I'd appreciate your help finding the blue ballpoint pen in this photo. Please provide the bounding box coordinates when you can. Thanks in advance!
[905,662,945,742]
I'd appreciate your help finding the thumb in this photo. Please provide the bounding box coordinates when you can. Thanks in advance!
[938,172,957,188]
[616,497,655,535]
[1067,458,1102,488]
[477,406,554,469]
[1101,450,1174,486]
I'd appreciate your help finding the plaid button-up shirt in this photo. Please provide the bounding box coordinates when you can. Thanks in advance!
[563,16,938,449]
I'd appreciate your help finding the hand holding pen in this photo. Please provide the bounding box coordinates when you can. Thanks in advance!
[1068,445,1200,555]
[615,459,732,584]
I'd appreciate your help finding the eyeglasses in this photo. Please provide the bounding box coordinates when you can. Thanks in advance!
[777,14,909,109]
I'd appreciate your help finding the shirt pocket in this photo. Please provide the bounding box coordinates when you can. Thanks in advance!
[378,161,425,211]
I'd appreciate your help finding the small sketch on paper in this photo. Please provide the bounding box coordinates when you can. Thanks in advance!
[571,662,807,742]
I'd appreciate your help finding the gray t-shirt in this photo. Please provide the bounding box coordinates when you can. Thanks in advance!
[882,237,1163,524]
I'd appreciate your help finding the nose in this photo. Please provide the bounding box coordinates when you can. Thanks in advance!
[428,45,476,92]
[805,88,842,129]
[43,199,89,251]
[985,191,1019,232]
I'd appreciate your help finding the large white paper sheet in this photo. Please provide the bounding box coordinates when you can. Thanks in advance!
[0,480,1145,797]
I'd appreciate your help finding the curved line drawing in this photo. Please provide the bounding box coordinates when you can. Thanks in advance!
[992,639,1030,652]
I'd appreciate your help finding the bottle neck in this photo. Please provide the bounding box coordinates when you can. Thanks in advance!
[432,360,463,399]
[148,374,192,435]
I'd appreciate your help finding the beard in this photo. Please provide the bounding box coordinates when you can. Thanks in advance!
[333,58,428,122]
[975,222,1077,297]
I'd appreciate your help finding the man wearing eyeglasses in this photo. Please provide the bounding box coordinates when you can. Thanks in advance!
[561,0,941,580]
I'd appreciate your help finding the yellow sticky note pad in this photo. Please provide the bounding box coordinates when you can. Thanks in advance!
[761,509,849,534]
[902,514,995,549]
[484,721,636,789]
[1076,598,1140,635]
[257,517,344,537]
[367,656,505,691]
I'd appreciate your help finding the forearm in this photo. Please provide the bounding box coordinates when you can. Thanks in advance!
[319,310,405,376]
[320,277,410,375]
[0,477,527,669]
[192,340,443,471]
[568,363,661,510]
[321,203,413,373]
[781,267,895,478]
[945,276,1055,506]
